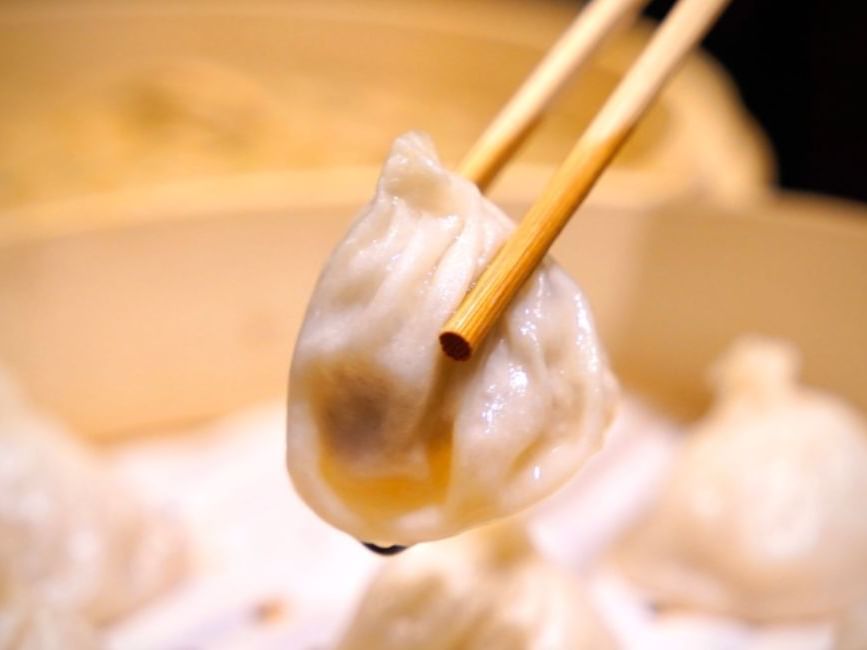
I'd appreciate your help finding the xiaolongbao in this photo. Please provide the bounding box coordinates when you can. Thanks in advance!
[0,598,98,650]
[615,336,867,621]
[836,599,867,650]
[286,132,617,547]
[337,522,616,650]
[0,370,186,625]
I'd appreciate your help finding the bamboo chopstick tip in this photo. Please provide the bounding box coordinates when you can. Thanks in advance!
[439,331,472,361]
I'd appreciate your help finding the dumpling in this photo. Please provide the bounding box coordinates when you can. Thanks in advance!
[0,370,186,625]
[286,132,617,546]
[614,336,867,621]
[835,599,867,650]
[0,599,98,650]
[337,522,616,650]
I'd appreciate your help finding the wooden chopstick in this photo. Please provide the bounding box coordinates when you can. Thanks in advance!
[441,0,732,361]
[458,0,648,191]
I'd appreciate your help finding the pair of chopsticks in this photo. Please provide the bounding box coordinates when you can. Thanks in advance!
[440,0,731,361]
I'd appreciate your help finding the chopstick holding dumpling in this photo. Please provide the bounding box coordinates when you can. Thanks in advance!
[286,133,617,548]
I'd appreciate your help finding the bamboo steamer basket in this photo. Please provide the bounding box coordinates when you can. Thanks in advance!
[3,190,864,435]
[0,0,769,226]
[0,0,795,438]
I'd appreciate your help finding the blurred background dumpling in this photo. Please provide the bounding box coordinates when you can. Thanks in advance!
[0,598,98,650]
[337,522,616,650]
[0,370,186,627]
[835,599,867,650]
[614,336,867,621]
[287,132,617,546]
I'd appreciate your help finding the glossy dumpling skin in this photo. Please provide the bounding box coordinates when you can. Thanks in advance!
[615,337,867,621]
[286,133,617,546]
[337,522,616,650]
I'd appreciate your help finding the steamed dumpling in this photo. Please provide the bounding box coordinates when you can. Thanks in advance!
[286,133,617,546]
[337,522,616,650]
[0,370,186,625]
[0,599,98,650]
[615,336,867,621]
[836,599,867,650]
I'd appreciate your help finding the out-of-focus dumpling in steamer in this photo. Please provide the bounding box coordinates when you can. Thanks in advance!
[615,336,867,621]
[337,522,616,650]
[287,133,617,546]
[0,370,186,626]
[836,599,867,650]
[0,598,99,650]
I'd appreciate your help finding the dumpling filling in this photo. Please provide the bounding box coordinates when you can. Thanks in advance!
[287,133,617,546]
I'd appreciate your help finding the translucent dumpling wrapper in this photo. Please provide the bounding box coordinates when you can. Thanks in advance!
[286,133,617,546]
[337,522,616,650]
[0,370,186,625]
[615,336,867,621]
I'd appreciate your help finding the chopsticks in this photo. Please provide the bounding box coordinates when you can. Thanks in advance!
[441,0,731,361]
[457,0,648,191]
